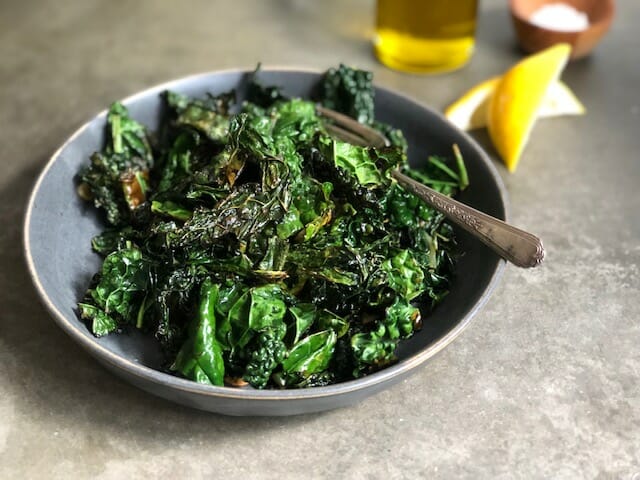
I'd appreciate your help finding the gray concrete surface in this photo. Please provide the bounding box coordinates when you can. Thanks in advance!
[1,1,638,478]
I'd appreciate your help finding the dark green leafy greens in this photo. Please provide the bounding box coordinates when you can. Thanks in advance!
[76,64,468,389]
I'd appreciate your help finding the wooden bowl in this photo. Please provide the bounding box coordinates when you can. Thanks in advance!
[509,0,615,59]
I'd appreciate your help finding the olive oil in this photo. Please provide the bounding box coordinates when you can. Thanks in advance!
[374,0,479,74]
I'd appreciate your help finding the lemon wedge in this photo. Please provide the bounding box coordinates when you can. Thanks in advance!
[488,43,572,172]
[444,44,582,172]
[538,81,586,118]
[446,77,585,131]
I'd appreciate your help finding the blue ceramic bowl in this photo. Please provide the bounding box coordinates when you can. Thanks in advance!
[24,69,507,416]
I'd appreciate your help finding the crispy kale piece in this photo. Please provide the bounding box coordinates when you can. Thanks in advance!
[282,330,337,379]
[171,279,225,385]
[78,244,149,336]
[243,328,287,388]
[78,103,153,226]
[164,89,235,144]
[76,65,468,389]
[351,323,398,371]
[319,64,407,149]
[246,66,287,108]
[320,64,375,125]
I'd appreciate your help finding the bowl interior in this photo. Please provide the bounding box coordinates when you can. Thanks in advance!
[25,70,506,397]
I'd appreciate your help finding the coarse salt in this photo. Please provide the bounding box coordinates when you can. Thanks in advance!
[529,3,590,32]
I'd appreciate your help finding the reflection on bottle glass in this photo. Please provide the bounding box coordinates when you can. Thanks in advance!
[375,0,479,74]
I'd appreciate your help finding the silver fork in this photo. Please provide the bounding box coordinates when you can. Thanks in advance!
[317,105,545,268]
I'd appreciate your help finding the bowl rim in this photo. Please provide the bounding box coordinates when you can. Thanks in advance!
[508,0,615,30]
[23,67,508,401]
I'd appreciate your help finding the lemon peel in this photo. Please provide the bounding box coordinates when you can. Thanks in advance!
[488,43,572,172]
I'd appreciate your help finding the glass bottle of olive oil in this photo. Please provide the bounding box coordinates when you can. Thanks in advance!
[374,0,479,74]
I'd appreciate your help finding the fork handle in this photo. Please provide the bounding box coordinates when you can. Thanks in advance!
[392,170,545,268]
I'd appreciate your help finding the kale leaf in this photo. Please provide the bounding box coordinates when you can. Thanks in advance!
[78,103,153,226]
[320,64,375,125]
[243,328,287,388]
[76,65,468,389]
[171,278,225,386]
[78,244,149,336]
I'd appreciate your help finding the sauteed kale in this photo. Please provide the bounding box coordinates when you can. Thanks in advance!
[76,65,468,389]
